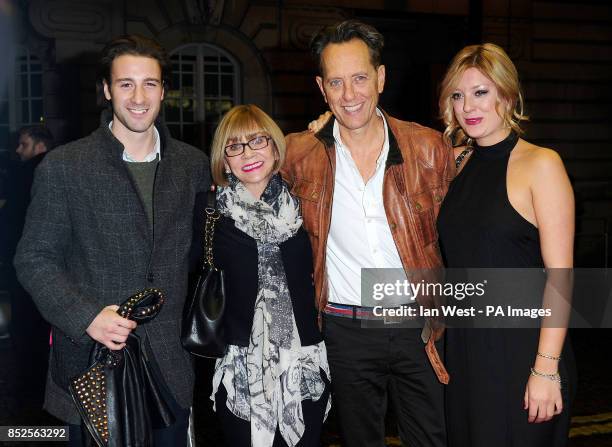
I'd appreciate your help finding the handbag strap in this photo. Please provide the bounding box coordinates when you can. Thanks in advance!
[204,190,220,268]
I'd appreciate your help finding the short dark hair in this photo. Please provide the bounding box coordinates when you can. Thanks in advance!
[310,20,385,75]
[19,125,54,150]
[97,34,171,93]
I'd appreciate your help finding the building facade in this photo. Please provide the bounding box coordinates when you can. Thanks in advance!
[2,0,611,266]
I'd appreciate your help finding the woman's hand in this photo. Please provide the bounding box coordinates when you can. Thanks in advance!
[308,111,333,133]
[524,373,563,423]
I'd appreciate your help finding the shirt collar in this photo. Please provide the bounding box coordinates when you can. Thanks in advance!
[109,120,161,162]
[332,108,390,167]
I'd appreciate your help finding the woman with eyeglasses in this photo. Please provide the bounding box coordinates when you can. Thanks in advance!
[191,104,330,447]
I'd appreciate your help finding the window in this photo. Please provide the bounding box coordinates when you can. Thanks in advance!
[0,49,43,154]
[164,43,240,151]
[16,51,44,126]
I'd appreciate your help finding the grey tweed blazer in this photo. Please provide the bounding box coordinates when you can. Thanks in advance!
[14,110,210,424]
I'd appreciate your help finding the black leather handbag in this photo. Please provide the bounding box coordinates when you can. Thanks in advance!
[69,288,175,447]
[181,191,226,358]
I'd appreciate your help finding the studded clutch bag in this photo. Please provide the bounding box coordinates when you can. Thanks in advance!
[69,288,172,447]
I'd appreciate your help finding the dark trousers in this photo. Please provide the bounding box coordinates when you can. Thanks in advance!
[323,313,446,447]
[215,378,329,447]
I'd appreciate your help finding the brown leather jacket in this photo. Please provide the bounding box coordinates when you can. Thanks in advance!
[282,111,455,384]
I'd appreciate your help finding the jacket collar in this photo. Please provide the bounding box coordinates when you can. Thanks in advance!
[98,108,171,160]
[313,114,335,148]
[314,108,404,168]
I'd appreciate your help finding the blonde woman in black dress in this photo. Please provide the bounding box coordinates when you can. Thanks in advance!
[436,43,576,446]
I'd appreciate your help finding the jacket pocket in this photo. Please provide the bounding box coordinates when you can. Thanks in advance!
[291,178,323,236]
[50,327,95,392]
[408,190,439,246]
[291,178,323,202]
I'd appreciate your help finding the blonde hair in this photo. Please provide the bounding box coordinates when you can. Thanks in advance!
[210,104,286,187]
[439,43,528,146]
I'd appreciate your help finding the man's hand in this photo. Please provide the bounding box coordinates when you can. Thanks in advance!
[86,305,137,350]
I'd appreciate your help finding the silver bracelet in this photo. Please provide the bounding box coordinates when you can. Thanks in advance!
[530,367,562,387]
[537,352,561,361]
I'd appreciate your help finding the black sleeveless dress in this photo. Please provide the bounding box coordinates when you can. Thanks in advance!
[436,132,575,447]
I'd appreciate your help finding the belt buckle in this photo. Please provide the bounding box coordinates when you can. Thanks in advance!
[383,308,403,325]
[353,306,369,321]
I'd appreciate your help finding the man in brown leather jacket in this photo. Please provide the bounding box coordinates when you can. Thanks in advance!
[282,20,454,447]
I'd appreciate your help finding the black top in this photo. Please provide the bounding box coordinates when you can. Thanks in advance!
[191,192,322,347]
[437,131,543,268]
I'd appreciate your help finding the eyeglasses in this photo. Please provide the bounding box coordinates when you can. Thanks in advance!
[224,135,272,157]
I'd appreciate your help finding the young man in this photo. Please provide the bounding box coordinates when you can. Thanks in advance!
[283,20,453,447]
[14,35,210,446]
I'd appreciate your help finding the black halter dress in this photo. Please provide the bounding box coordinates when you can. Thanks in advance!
[436,132,575,447]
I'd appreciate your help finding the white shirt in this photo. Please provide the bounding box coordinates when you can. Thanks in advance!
[109,121,161,162]
[326,109,407,306]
